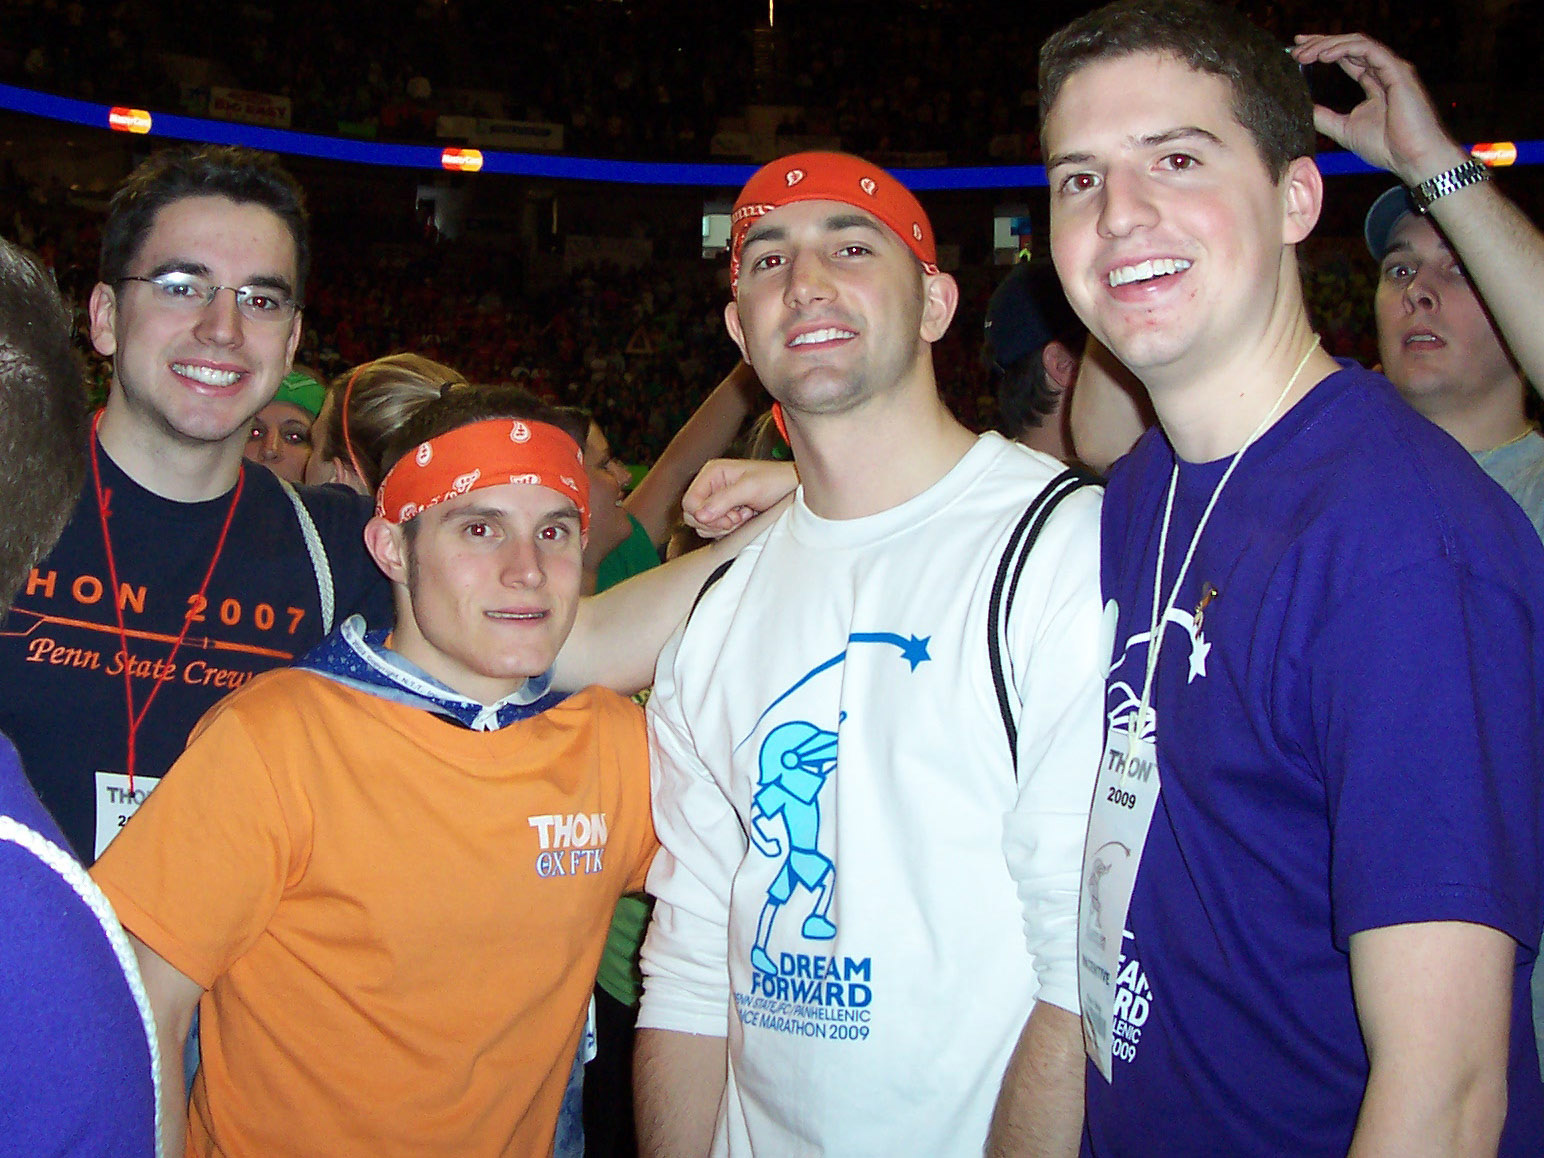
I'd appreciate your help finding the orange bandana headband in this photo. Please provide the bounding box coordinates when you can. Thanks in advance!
[729,151,938,293]
[375,418,589,531]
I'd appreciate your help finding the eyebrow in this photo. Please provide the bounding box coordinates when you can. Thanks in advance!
[1045,126,1228,172]
[449,498,583,523]
[740,212,886,250]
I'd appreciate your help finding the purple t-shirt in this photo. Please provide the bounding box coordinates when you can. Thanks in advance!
[1086,366,1544,1155]
[0,730,155,1155]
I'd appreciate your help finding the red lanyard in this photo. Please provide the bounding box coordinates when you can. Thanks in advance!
[89,410,244,791]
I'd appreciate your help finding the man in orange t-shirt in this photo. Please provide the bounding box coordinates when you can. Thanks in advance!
[93,385,657,1158]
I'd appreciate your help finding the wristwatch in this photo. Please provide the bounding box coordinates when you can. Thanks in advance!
[1409,158,1490,212]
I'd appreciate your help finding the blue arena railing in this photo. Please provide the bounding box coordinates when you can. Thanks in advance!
[3,82,1540,190]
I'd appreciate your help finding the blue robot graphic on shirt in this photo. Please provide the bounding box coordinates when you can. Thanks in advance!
[736,629,932,978]
[748,720,840,975]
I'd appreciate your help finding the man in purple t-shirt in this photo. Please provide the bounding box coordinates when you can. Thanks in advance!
[1040,1,1544,1154]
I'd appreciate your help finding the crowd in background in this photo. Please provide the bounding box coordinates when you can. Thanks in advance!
[1,157,1383,466]
[3,0,1540,162]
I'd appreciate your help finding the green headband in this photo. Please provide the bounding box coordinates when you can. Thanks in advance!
[271,371,326,419]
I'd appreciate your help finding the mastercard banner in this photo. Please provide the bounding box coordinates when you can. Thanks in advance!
[441,148,484,173]
[108,107,152,134]
[1471,142,1517,167]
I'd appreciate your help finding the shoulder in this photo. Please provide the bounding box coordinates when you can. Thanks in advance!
[0,734,68,849]
[545,685,647,734]
[286,478,375,543]
[1299,368,1541,568]
[186,667,338,740]
[967,435,1104,560]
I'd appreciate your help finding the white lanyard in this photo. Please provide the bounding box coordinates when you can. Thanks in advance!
[1129,337,1321,747]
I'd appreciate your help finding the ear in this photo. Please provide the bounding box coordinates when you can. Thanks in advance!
[1041,340,1081,391]
[919,271,959,344]
[724,300,752,365]
[87,283,118,357]
[285,307,304,368]
[329,457,367,494]
[364,516,410,586]
[1280,156,1323,246]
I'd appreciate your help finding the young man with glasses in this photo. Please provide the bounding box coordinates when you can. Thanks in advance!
[0,145,390,864]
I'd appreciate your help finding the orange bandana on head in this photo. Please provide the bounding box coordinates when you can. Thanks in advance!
[729,151,938,293]
[375,418,590,531]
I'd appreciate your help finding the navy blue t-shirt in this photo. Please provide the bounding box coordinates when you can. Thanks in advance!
[0,451,391,861]
[1086,365,1544,1155]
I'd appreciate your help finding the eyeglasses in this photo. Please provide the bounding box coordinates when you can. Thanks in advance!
[118,272,300,322]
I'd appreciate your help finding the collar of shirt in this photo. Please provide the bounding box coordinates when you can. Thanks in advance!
[297,615,564,730]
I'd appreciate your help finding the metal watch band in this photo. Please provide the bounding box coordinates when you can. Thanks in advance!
[1409,158,1491,212]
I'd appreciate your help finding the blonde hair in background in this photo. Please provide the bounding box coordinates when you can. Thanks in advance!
[322,354,467,493]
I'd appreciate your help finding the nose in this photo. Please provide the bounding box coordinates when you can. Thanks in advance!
[606,459,631,489]
[1401,270,1438,313]
[193,285,244,346]
[500,536,546,589]
[260,427,283,461]
[1097,166,1159,239]
[784,248,836,308]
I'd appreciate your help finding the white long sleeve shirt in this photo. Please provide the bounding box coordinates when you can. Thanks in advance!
[641,434,1104,1157]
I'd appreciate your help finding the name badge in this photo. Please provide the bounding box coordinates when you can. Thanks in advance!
[1078,726,1160,1082]
[94,771,161,860]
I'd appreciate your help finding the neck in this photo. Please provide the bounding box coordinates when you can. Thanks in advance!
[385,617,530,707]
[788,387,977,520]
[97,390,248,502]
[1409,386,1532,455]
[1143,307,1334,463]
[1016,406,1075,463]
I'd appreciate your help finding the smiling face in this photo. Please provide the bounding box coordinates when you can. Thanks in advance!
[244,399,314,483]
[725,199,954,420]
[367,481,585,706]
[1375,212,1521,418]
[1043,52,1314,385]
[89,194,302,455]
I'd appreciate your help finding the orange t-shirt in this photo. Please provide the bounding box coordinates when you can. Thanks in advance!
[92,669,655,1158]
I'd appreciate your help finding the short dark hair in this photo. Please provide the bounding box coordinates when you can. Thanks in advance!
[995,359,1065,438]
[0,238,88,616]
[1038,0,1315,181]
[99,145,311,300]
[550,405,597,450]
[985,264,1087,437]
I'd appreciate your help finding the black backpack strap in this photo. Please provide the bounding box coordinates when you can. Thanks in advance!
[989,466,1101,774]
[686,556,737,628]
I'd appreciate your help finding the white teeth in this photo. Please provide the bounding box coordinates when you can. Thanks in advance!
[487,610,544,621]
[1407,334,1439,344]
[789,327,856,347]
[1107,258,1192,287]
[172,363,242,387]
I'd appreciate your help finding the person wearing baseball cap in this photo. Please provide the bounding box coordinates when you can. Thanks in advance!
[243,368,327,484]
[1320,43,1544,546]
[94,385,659,1157]
[984,260,1088,461]
[636,151,1103,1155]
